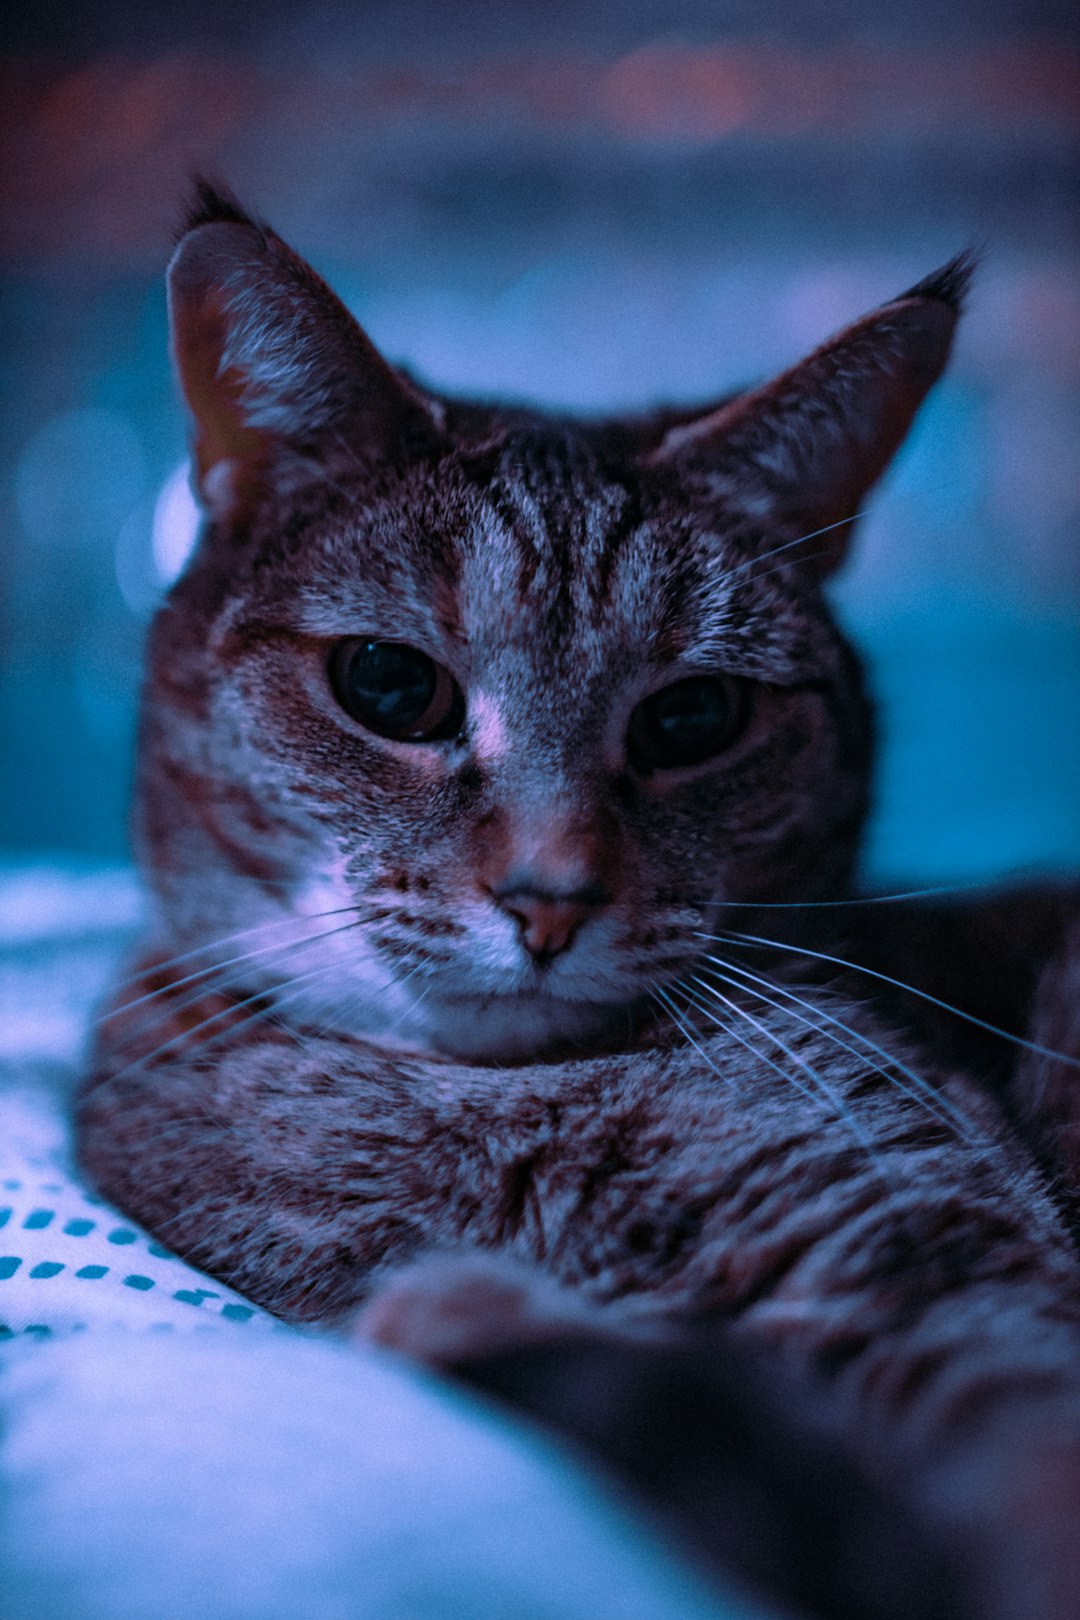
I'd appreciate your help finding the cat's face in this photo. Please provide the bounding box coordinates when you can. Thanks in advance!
[139,186,965,1061]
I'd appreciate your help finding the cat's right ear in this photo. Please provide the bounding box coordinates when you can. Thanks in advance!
[645,254,976,575]
[167,183,444,524]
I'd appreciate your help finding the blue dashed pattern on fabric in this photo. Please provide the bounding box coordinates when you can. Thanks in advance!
[0,1094,278,1340]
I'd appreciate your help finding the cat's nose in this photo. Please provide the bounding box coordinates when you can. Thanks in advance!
[493,883,609,964]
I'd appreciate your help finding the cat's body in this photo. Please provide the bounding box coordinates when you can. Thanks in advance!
[77,187,1080,1620]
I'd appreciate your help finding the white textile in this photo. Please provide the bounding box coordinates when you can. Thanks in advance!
[0,863,764,1620]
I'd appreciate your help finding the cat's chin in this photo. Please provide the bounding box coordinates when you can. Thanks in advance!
[393,989,640,1065]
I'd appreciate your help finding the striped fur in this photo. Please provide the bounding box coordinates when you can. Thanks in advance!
[78,192,1080,1619]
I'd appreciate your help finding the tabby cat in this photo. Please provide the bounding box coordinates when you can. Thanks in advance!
[77,185,1080,1620]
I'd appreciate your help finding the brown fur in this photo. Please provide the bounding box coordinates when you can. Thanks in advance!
[77,187,1080,1619]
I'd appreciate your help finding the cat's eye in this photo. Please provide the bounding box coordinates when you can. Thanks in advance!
[628,675,748,772]
[329,639,464,742]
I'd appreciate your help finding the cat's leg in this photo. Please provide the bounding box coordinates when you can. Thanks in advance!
[355,1246,1080,1620]
[75,979,465,1323]
[354,1249,659,1361]
[353,1251,967,1620]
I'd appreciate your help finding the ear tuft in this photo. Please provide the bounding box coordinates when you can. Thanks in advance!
[178,175,264,241]
[897,248,979,315]
[646,255,976,576]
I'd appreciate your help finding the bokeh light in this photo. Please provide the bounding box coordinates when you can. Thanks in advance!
[1,5,1077,877]
[151,462,202,587]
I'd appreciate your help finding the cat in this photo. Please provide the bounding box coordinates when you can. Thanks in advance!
[76,183,1080,1620]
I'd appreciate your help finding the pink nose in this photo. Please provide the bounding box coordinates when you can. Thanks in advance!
[496,888,607,963]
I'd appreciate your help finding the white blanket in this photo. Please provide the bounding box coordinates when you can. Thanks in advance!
[0,863,765,1620]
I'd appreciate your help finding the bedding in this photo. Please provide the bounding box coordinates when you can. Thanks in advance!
[0,863,764,1620]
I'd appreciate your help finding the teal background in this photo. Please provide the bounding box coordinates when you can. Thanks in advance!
[1,1,1078,885]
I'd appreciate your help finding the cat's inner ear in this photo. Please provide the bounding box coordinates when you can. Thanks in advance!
[646,255,975,575]
[166,188,444,521]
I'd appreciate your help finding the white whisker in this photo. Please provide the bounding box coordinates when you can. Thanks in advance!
[655,979,840,1130]
[680,978,887,1178]
[701,929,1080,1071]
[105,904,375,999]
[683,882,1000,910]
[730,476,963,583]
[695,953,979,1144]
[728,511,866,580]
[651,983,738,1091]
[102,911,382,1026]
[100,952,361,1092]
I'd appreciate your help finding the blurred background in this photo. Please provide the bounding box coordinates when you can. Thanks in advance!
[1,0,1078,884]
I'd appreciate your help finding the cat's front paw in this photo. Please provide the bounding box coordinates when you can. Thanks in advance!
[351,1251,640,1367]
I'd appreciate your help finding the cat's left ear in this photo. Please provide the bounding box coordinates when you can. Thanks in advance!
[167,182,445,524]
[646,254,975,575]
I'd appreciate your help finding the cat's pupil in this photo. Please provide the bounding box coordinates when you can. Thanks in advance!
[629,676,744,772]
[330,640,461,741]
[354,642,434,723]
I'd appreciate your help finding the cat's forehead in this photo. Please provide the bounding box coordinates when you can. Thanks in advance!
[455,430,657,645]
[274,424,825,682]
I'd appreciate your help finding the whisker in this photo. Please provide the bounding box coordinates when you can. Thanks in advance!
[732,548,833,585]
[651,982,750,1087]
[730,476,963,583]
[652,982,774,1116]
[692,958,976,1144]
[681,882,1004,910]
[702,929,1080,1072]
[101,958,350,1093]
[114,961,356,1137]
[156,929,383,1057]
[105,904,376,1000]
[101,911,385,1025]
[680,977,888,1175]
[658,977,894,1194]
[383,978,432,1040]
[651,983,730,1079]
[290,953,434,1051]
[654,979,840,1129]
[728,510,867,580]
[325,426,430,504]
[703,953,977,1140]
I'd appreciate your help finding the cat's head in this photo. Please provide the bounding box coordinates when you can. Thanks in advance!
[138,182,969,1061]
